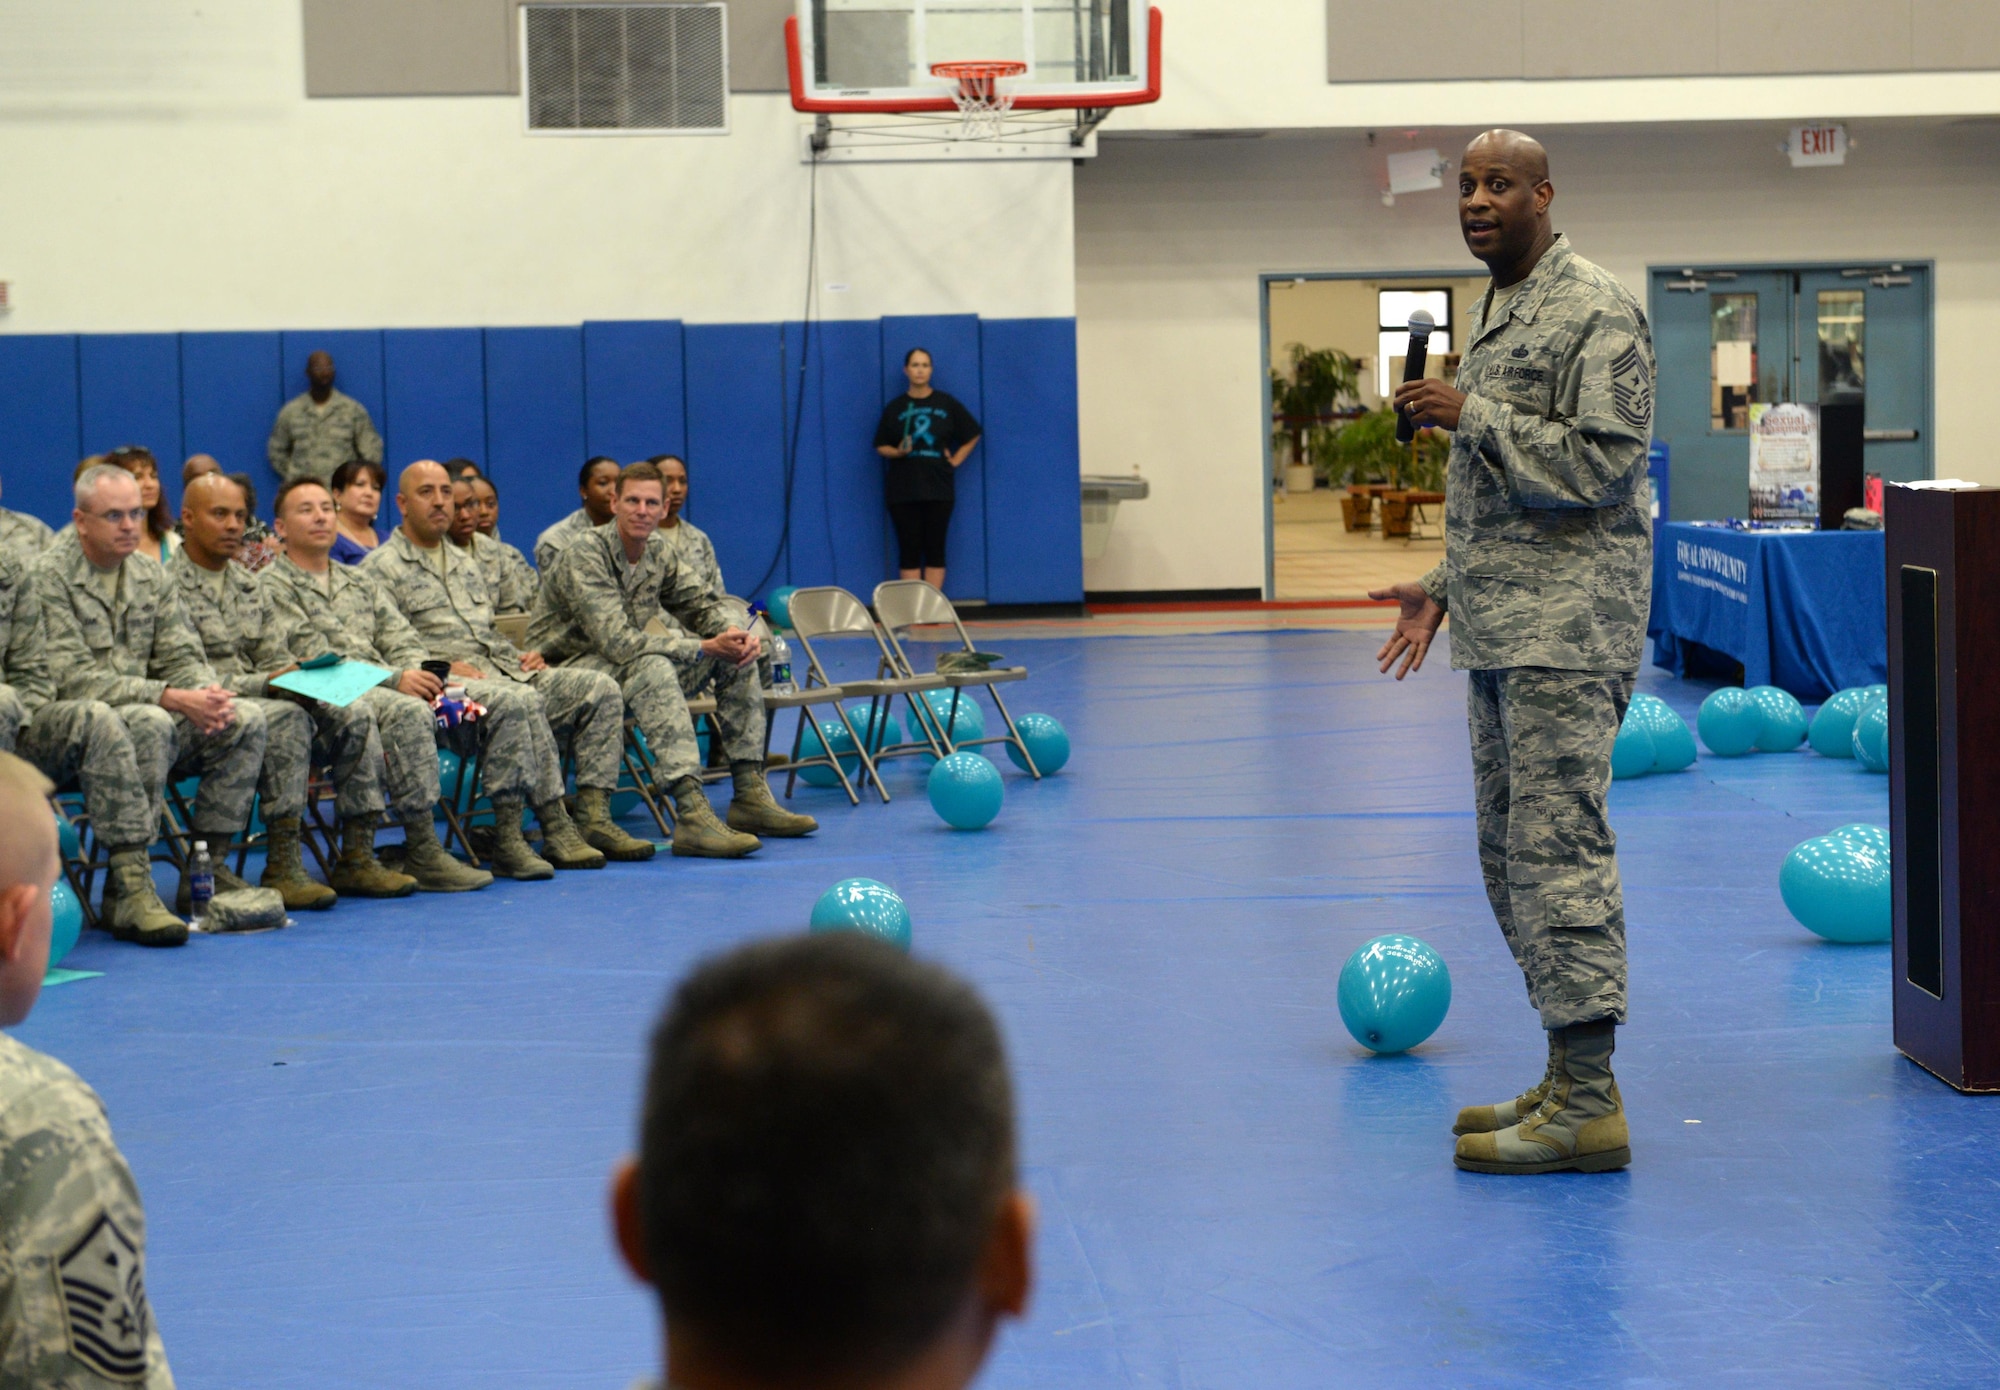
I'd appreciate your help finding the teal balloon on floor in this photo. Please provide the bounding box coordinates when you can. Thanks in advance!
[55,811,80,863]
[922,689,985,745]
[1627,694,1697,773]
[1780,834,1890,943]
[1808,687,1869,758]
[766,585,799,631]
[848,703,900,755]
[1697,687,1763,757]
[797,719,858,788]
[1852,695,1890,772]
[1747,686,1808,752]
[810,877,911,951]
[1610,718,1656,780]
[1337,934,1451,1054]
[1829,822,1890,859]
[1005,712,1070,773]
[47,878,82,970]
[928,752,1003,829]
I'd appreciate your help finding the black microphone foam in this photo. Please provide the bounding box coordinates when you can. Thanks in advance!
[1395,309,1437,445]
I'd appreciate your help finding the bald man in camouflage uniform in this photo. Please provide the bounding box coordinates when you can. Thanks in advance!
[0,752,176,1386]
[36,467,270,946]
[531,461,815,858]
[1374,131,1652,1176]
[364,460,647,875]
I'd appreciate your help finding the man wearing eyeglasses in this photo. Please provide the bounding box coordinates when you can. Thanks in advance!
[32,465,271,944]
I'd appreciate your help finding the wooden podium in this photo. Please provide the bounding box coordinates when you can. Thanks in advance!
[1887,484,2000,1091]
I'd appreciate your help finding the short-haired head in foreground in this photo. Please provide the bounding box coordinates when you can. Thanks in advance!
[397,460,456,546]
[1458,128,1556,286]
[614,463,666,550]
[274,476,333,520]
[615,933,1031,1390]
[0,751,58,1028]
[74,462,136,511]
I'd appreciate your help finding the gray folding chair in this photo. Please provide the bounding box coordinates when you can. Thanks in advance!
[785,586,952,802]
[872,580,1041,778]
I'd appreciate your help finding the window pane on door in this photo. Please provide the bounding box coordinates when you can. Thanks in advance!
[1818,289,1865,403]
[1711,292,1758,431]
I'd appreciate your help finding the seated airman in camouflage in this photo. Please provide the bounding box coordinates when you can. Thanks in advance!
[34,465,270,947]
[0,752,176,1386]
[260,479,492,894]
[447,476,535,616]
[530,460,816,858]
[363,460,649,876]
[535,456,620,572]
[0,547,186,945]
[173,474,426,907]
[467,474,540,609]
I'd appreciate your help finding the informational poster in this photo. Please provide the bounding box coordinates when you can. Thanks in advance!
[1747,402,1820,523]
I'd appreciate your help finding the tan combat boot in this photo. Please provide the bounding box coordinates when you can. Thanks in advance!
[725,762,819,838]
[534,799,607,870]
[398,816,494,892]
[259,816,338,911]
[570,787,656,861]
[1453,1031,1559,1136]
[103,847,188,948]
[328,814,419,898]
[487,800,555,880]
[669,778,761,858]
[1454,1020,1630,1174]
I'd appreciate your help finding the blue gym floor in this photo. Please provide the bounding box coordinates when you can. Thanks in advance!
[21,628,1994,1389]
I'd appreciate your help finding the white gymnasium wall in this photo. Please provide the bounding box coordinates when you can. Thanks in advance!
[0,0,1074,333]
[1076,118,2000,594]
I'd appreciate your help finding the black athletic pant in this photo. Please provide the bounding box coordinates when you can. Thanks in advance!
[888,499,954,570]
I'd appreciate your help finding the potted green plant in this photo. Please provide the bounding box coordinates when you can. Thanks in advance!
[1271,344,1360,494]
[1321,408,1449,531]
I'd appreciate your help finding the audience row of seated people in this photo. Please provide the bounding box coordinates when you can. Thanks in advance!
[0,451,815,950]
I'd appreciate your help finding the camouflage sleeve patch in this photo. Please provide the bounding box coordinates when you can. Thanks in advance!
[1608,343,1653,433]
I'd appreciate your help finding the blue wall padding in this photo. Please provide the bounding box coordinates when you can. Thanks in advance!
[281,331,385,429]
[181,332,284,512]
[384,329,487,476]
[583,320,685,464]
[685,322,787,596]
[0,317,1083,606]
[981,317,1084,605]
[879,315,985,599]
[80,335,183,467]
[483,327,586,536]
[0,336,81,525]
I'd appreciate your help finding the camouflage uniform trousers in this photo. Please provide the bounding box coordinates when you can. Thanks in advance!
[568,651,764,784]
[348,685,441,824]
[4,695,160,847]
[525,666,625,791]
[119,702,270,838]
[239,698,315,823]
[1467,667,1635,1030]
[457,679,565,807]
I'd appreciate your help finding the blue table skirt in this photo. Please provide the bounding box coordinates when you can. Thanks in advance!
[1647,523,1885,703]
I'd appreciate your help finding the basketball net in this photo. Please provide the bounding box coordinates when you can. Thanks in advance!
[931,60,1027,140]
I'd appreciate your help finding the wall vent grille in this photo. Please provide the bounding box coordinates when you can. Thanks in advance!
[524,3,727,133]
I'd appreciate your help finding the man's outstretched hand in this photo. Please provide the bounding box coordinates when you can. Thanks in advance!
[1370,581,1445,680]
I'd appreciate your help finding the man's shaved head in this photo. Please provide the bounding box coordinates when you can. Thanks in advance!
[1464,129,1549,183]
[184,471,247,513]
[398,460,456,546]
[0,751,58,1026]
[1458,129,1557,284]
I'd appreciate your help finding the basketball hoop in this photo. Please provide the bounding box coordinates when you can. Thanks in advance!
[930,60,1028,140]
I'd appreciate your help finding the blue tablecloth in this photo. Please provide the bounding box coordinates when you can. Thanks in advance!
[1647,523,1885,702]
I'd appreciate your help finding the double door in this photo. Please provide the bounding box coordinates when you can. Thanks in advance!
[1650,263,1930,521]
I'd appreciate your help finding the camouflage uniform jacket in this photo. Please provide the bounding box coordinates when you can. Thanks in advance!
[259,552,430,679]
[0,1031,175,1387]
[533,508,603,573]
[360,528,532,681]
[165,552,295,699]
[266,389,384,486]
[1419,234,1655,674]
[33,534,219,706]
[0,507,55,562]
[528,524,735,668]
[0,550,55,718]
[457,533,537,616]
[661,518,724,601]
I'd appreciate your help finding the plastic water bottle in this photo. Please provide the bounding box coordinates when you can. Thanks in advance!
[189,840,214,925]
[771,633,795,694]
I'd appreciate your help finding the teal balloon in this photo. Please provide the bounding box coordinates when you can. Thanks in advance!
[928,752,1003,829]
[1809,687,1869,758]
[1610,718,1656,780]
[1780,835,1890,943]
[766,585,799,631]
[1747,686,1808,752]
[798,719,858,788]
[1005,712,1071,773]
[1697,687,1763,757]
[46,879,82,970]
[810,877,911,951]
[1829,822,1891,860]
[922,689,985,744]
[1852,696,1890,772]
[847,703,900,755]
[54,812,80,863]
[1337,934,1452,1054]
[1627,694,1697,772]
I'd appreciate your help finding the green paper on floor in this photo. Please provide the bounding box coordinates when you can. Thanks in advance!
[43,968,102,986]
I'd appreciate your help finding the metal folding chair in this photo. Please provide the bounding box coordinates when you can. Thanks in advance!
[872,580,1041,777]
[785,587,951,802]
[52,792,104,931]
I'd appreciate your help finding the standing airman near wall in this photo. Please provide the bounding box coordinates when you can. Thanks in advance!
[267,351,384,487]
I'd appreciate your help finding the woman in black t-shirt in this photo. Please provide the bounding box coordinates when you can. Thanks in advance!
[873,347,981,587]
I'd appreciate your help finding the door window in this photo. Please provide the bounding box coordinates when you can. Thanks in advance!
[1817,289,1865,403]
[1710,292,1758,431]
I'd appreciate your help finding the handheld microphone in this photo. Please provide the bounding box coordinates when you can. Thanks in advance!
[1394,309,1437,444]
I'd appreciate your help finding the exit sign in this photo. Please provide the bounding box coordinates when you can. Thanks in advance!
[1789,123,1847,167]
